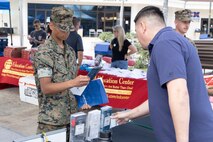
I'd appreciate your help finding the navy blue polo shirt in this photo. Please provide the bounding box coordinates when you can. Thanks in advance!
[66,31,84,59]
[147,27,213,142]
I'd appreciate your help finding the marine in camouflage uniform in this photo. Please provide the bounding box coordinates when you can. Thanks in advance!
[33,6,90,142]
[175,9,196,47]
[34,36,78,124]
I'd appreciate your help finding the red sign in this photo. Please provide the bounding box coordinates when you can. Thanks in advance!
[0,57,34,86]
[96,73,148,109]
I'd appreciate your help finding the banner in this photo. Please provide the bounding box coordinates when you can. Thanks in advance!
[78,70,148,109]
[0,57,34,86]
[96,73,148,109]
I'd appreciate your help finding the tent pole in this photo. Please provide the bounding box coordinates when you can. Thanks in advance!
[9,9,13,46]
[163,0,168,24]
[120,0,124,27]
[19,0,23,46]
[208,1,212,35]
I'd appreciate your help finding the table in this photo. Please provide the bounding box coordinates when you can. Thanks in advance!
[0,57,34,86]
[79,70,148,109]
[112,115,157,142]
[0,57,148,109]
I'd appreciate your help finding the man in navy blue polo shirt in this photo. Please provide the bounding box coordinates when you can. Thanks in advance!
[112,6,213,142]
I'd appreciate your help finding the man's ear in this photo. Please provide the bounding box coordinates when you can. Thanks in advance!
[49,22,54,30]
[140,21,146,34]
[174,19,178,26]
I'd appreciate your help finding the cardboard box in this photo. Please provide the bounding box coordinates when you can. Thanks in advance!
[100,106,112,132]
[21,48,38,60]
[19,76,38,105]
[4,46,27,58]
[85,110,101,141]
[70,112,87,142]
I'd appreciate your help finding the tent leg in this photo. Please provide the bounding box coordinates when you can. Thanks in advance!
[9,9,13,46]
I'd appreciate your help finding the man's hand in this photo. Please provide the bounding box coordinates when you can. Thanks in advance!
[111,111,131,125]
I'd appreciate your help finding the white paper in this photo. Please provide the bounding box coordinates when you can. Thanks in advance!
[70,85,87,96]
[75,124,85,135]
[104,116,110,127]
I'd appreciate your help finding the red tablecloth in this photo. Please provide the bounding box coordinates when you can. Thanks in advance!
[0,57,148,109]
[79,70,148,109]
[0,57,34,86]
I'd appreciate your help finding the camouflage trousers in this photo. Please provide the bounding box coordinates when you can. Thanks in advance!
[37,123,70,142]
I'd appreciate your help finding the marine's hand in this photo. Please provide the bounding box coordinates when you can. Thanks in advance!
[73,75,90,87]
[81,104,91,110]
[111,111,130,125]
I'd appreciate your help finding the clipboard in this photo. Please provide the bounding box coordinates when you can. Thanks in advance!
[87,66,102,80]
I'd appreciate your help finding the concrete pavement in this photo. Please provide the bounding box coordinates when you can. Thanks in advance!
[0,87,38,142]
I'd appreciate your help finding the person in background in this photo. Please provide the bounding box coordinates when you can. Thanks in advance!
[175,9,196,47]
[28,19,47,48]
[66,17,84,69]
[112,6,213,142]
[33,7,90,142]
[110,25,137,69]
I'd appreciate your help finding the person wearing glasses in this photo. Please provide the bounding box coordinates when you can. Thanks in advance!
[28,19,47,48]
[110,25,137,69]
[33,7,90,142]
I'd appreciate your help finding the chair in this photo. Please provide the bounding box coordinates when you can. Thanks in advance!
[89,29,96,37]
[96,29,103,36]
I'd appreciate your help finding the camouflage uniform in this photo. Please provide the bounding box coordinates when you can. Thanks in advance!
[33,6,77,141]
[175,9,196,47]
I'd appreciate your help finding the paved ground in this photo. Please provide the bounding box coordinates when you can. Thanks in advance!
[0,87,38,142]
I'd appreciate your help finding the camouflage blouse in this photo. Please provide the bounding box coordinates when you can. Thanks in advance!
[33,37,78,126]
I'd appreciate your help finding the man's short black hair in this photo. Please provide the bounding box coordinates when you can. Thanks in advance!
[33,19,41,24]
[73,17,80,27]
[134,6,165,24]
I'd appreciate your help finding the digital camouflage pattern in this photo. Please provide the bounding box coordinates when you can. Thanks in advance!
[175,9,192,21]
[33,36,78,126]
[51,6,74,32]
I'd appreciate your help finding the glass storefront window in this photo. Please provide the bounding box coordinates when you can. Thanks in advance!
[65,5,80,11]
[81,11,97,36]
[28,3,131,36]
[104,6,120,12]
[81,5,97,11]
